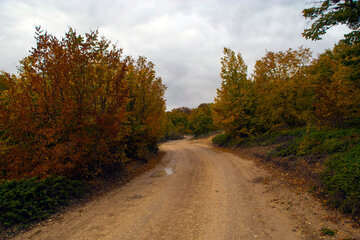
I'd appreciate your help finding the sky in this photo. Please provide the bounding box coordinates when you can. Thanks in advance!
[0,0,351,110]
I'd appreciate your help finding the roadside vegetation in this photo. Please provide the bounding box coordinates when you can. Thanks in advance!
[212,0,360,215]
[0,177,85,230]
[163,103,217,140]
[0,27,169,231]
[0,27,218,232]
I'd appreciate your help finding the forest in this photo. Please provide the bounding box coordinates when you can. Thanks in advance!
[0,0,359,232]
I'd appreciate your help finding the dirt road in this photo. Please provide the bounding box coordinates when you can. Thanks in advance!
[14,138,359,240]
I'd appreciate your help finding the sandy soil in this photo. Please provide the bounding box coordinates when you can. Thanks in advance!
[13,138,360,240]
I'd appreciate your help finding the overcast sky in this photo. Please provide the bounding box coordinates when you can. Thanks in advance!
[0,0,350,110]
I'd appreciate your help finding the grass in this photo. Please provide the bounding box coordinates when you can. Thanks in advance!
[320,227,335,236]
[269,128,360,215]
[270,128,360,157]
[0,176,85,230]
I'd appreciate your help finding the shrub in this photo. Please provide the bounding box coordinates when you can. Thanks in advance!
[320,227,335,236]
[212,133,231,146]
[0,176,85,229]
[322,146,360,214]
[271,128,360,157]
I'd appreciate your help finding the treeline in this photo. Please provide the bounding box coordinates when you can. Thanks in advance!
[164,103,217,139]
[0,28,167,180]
[213,43,359,138]
[213,0,360,137]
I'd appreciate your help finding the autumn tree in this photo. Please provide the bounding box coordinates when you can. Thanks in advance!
[213,47,255,137]
[125,56,167,160]
[189,103,216,136]
[0,27,166,179]
[253,47,313,132]
[0,73,9,92]
[307,42,360,126]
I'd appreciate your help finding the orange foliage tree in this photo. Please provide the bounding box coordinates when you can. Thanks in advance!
[0,27,166,179]
[124,56,167,160]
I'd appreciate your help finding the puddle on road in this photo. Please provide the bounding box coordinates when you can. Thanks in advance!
[164,168,174,175]
[150,168,174,177]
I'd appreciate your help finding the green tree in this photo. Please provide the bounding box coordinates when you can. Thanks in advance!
[189,103,216,136]
[303,0,360,43]
[166,107,192,135]
[125,56,167,160]
[213,48,255,137]
[0,73,10,92]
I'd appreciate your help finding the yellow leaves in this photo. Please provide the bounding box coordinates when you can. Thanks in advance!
[213,48,254,136]
[252,47,313,130]
[311,43,360,126]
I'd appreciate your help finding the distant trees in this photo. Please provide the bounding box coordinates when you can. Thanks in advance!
[165,107,192,138]
[189,103,216,136]
[163,104,217,139]
[0,28,166,179]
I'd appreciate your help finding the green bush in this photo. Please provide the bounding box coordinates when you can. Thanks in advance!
[322,146,360,214]
[320,227,335,236]
[0,176,85,229]
[247,128,306,147]
[212,133,231,146]
[271,128,360,157]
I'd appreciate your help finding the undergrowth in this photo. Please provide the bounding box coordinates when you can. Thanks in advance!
[212,133,231,146]
[0,176,85,230]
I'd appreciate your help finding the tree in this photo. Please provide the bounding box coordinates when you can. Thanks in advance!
[307,42,360,127]
[213,48,255,137]
[0,27,167,179]
[189,103,216,136]
[125,56,167,160]
[166,107,192,135]
[253,47,313,131]
[0,73,10,92]
[303,0,360,43]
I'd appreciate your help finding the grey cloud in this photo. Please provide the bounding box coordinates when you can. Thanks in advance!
[0,0,350,110]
